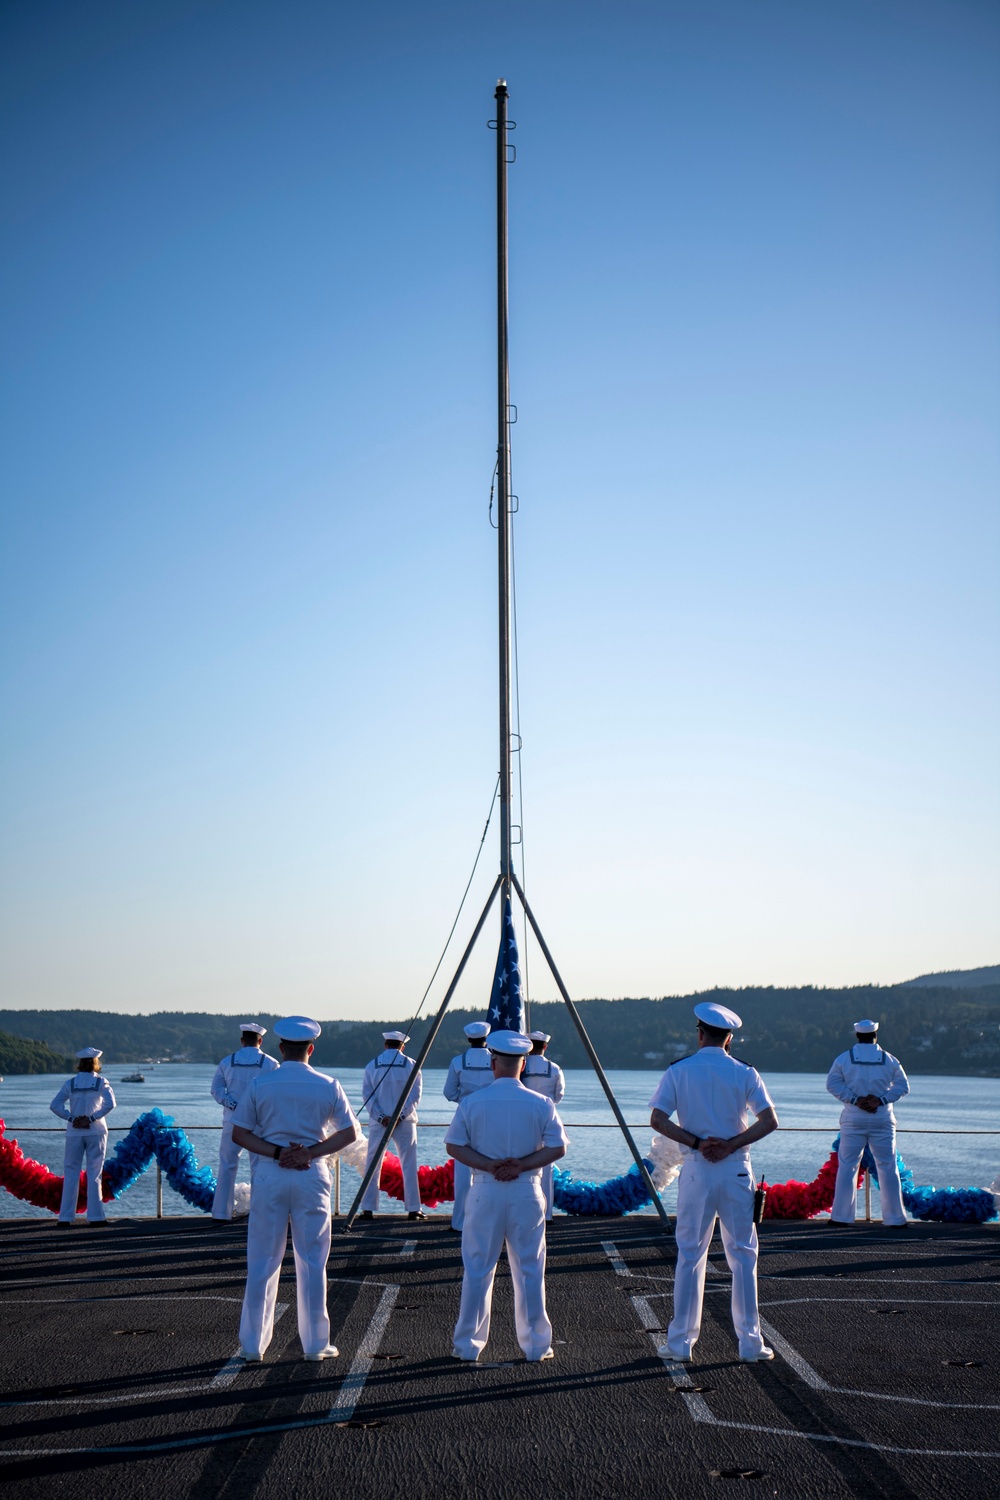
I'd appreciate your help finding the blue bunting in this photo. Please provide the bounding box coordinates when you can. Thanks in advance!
[103,1108,216,1212]
[552,1160,653,1216]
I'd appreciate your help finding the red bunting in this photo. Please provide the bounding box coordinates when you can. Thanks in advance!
[760,1151,844,1219]
[0,1120,105,1213]
[379,1152,455,1208]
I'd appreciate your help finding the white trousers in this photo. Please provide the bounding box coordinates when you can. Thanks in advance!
[541,1162,554,1220]
[362,1119,420,1212]
[453,1177,552,1361]
[452,1159,472,1228]
[832,1106,907,1225]
[238,1158,332,1357]
[668,1154,765,1359]
[212,1119,259,1219]
[58,1125,108,1222]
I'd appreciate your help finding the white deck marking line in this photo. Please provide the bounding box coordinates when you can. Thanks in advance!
[679,1417,1000,1461]
[601,1240,631,1277]
[760,1297,997,1307]
[3,1295,244,1305]
[0,1276,393,1298]
[758,1315,1000,1412]
[757,1275,1000,1287]
[758,1316,827,1389]
[600,1243,713,1419]
[399,1240,416,1258]
[631,1294,714,1421]
[325,1283,399,1425]
[601,1239,728,1285]
[0,1305,289,1409]
[211,1304,289,1388]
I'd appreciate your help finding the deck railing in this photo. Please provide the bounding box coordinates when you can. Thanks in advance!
[4,1123,997,1220]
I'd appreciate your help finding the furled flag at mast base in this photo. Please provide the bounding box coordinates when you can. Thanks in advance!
[488,893,524,1032]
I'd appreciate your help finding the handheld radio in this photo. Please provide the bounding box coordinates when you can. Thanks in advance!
[753,1178,767,1226]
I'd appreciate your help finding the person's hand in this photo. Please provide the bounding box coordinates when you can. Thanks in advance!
[856,1095,880,1113]
[279,1144,311,1170]
[491,1158,521,1181]
[72,1116,90,1129]
[700,1137,731,1163]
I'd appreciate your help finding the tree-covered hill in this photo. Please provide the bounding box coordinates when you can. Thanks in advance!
[1,976,997,1075]
[0,1028,73,1075]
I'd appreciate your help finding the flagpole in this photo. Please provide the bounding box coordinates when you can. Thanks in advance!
[342,84,671,1237]
[495,77,513,902]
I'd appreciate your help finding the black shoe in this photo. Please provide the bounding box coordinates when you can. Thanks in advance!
[56,1221,73,1230]
[88,1220,110,1228]
[360,1211,374,1220]
[407,1210,426,1220]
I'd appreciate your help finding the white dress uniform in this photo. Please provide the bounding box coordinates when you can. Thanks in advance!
[210,1040,280,1219]
[50,1058,116,1223]
[360,1038,423,1214]
[826,1026,909,1225]
[443,1036,495,1229]
[446,1054,569,1362]
[521,1041,565,1222]
[232,1054,359,1358]
[650,1035,774,1361]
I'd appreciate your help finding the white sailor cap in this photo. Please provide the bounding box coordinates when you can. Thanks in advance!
[239,1022,267,1036]
[528,1031,551,1044]
[383,1030,409,1044]
[75,1047,103,1060]
[464,1022,491,1039]
[854,1018,879,1032]
[487,1030,532,1057]
[694,1002,742,1032]
[273,1016,321,1042]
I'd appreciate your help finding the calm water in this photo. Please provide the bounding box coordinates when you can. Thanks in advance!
[2,1066,997,1220]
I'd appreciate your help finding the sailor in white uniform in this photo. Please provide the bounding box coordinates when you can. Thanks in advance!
[443,1021,494,1230]
[231,1016,359,1361]
[521,1031,565,1221]
[50,1048,117,1226]
[446,1030,569,1363]
[210,1023,280,1219]
[360,1031,423,1219]
[826,1019,910,1227]
[650,1003,778,1363]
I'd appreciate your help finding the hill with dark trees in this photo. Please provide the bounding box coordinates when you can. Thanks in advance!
[1,970,997,1075]
[0,1028,73,1075]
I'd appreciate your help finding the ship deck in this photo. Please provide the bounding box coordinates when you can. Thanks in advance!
[1,1213,997,1499]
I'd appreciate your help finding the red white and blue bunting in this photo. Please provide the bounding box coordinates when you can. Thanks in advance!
[0,1111,996,1224]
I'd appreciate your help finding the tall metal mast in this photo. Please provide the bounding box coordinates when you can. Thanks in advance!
[495,78,513,895]
[343,81,672,1235]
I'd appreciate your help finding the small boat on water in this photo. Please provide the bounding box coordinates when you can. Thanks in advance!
[120,1071,145,1083]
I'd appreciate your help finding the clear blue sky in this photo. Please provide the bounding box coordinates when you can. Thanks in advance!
[1,0,997,1020]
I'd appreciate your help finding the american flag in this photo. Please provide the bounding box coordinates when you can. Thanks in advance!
[488,893,524,1032]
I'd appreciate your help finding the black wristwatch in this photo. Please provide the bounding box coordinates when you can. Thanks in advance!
[273,1143,282,1160]
[689,1136,701,1151]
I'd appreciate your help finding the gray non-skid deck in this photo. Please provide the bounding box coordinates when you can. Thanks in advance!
[0,1214,997,1498]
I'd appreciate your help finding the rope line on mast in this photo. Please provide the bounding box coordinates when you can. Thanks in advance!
[487,454,500,529]
[356,775,500,1117]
